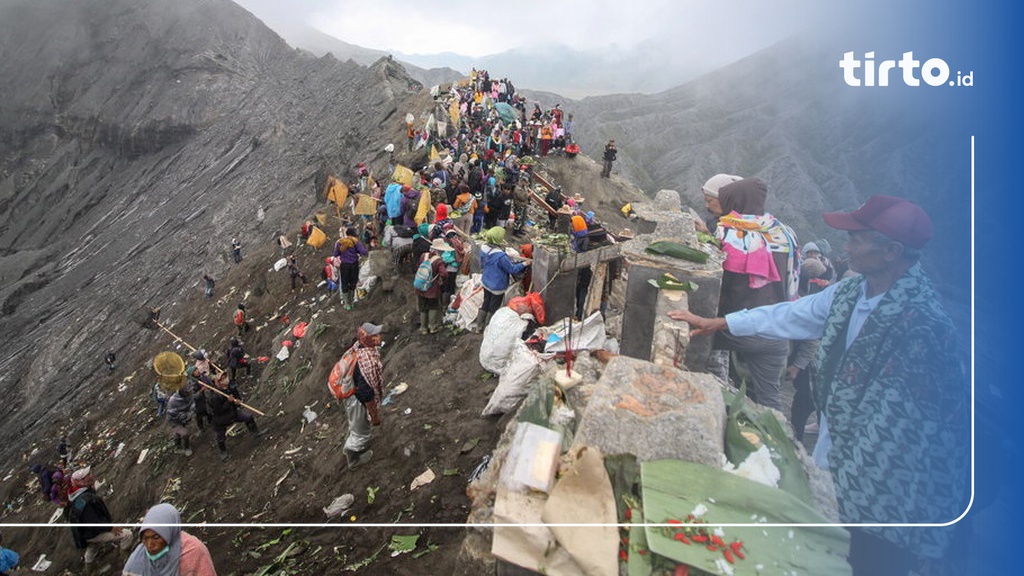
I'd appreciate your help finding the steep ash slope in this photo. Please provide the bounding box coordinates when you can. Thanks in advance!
[0,0,417,462]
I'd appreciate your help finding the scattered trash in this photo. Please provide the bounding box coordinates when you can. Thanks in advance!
[382,383,407,406]
[284,447,303,456]
[468,455,492,484]
[274,258,288,271]
[403,408,412,415]
[137,448,149,464]
[410,468,435,491]
[412,543,440,559]
[275,470,291,489]
[302,406,317,423]
[367,486,379,504]
[32,554,52,571]
[276,346,290,361]
[389,534,419,557]
[459,438,480,453]
[113,442,125,458]
[323,494,355,518]
[443,468,460,476]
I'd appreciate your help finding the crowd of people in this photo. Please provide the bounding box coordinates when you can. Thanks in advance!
[16,68,967,576]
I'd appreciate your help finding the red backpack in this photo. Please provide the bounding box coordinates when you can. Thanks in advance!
[327,346,358,400]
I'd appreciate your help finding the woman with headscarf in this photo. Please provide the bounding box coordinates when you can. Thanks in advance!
[122,503,216,576]
[474,227,530,332]
[711,177,799,412]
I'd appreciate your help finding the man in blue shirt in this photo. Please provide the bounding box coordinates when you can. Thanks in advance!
[669,196,968,576]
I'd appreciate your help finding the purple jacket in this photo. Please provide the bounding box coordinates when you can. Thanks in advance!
[400,189,421,227]
[334,237,368,264]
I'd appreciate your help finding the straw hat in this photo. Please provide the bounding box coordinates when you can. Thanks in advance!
[430,238,454,252]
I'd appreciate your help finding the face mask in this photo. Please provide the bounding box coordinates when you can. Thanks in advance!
[146,546,170,562]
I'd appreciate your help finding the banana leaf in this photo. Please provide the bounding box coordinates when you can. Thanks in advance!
[722,381,813,504]
[517,379,575,452]
[627,506,655,576]
[641,460,850,576]
[647,273,698,292]
[645,241,711,263]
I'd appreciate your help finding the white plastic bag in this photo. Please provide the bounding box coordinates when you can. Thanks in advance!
[482,341,552,416]
[454,274,485,330]
[479,307,528,374]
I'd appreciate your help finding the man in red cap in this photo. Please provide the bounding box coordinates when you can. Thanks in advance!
[669,196,968,575]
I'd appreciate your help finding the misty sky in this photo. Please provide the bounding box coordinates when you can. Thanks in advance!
[234,0,824,59]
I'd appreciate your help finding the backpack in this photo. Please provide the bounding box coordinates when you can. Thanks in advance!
[412,256,439,291]
[233,309,245,326]
[327,346,358,400]
[450,196,475,218]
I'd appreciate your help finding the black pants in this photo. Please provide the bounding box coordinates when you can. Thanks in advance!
[228,361,251,383]
[214,410,256,452]
[575,267,592,320]
[340,262,360,292]
[791,367,816,441]
[482,289,504,314]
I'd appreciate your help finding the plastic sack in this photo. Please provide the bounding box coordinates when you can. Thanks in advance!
[454,274,485,330]
[479,307,528,375]
[292,322,309,339]
[482,341,552,416]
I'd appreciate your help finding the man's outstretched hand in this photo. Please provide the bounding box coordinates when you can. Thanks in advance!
[666,309,728,337]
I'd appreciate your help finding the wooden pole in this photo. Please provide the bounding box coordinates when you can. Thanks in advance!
[153,321,266,417]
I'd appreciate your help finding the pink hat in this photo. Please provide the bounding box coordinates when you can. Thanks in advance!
[823,195,933,249]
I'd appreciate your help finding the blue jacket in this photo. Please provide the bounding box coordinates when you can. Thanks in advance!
[384,183,404,219]
[0,546,19,573]
[480,244,525,292]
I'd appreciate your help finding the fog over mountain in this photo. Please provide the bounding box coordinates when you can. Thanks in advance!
[230,1,464,88]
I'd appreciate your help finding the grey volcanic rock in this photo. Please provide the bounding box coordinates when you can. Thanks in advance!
[572,356,726,466]
[0,0,421,457]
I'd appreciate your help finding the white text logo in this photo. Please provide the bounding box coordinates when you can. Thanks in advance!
[840,52,973,87]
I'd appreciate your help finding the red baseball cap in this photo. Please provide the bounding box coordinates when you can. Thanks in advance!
[822,195,933,249]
